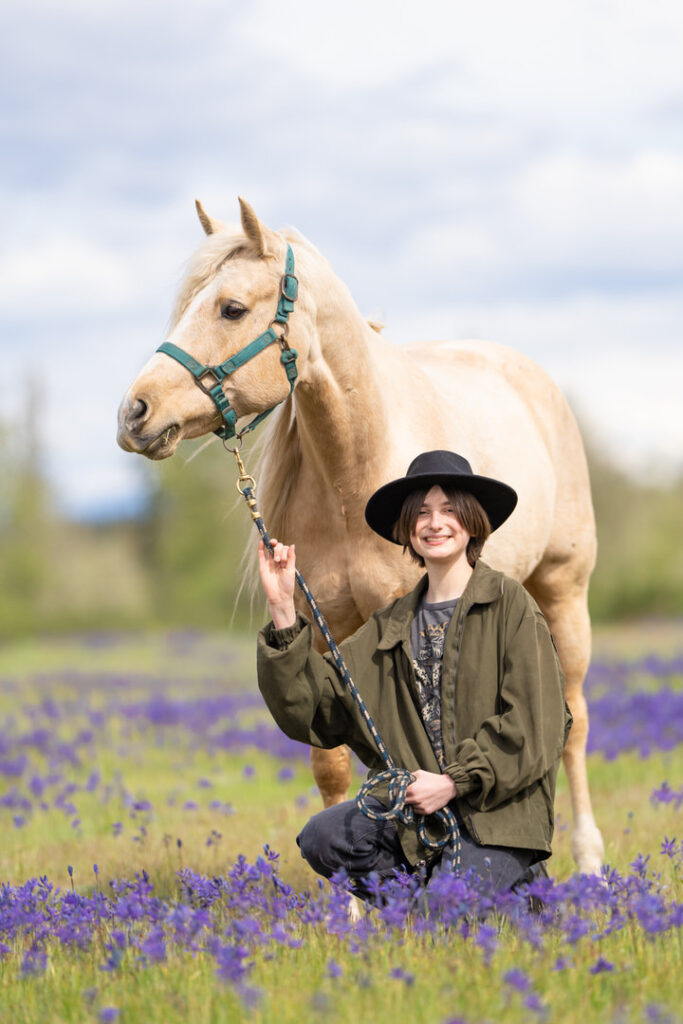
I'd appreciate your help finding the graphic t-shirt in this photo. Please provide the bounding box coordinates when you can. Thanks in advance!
[409,596,458,769]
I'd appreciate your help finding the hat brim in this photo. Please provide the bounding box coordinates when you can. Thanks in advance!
[364,471,518,543]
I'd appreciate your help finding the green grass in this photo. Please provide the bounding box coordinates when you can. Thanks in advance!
[0,625,681,1024]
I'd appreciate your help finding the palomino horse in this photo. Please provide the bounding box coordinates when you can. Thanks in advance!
[117,198,604,875]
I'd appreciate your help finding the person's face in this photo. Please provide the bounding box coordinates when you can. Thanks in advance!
[409,486,470,567]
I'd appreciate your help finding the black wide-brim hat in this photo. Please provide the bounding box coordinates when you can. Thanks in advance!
[364,450,518,543]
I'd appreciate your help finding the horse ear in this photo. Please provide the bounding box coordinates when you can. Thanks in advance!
[195,199,227,236]
[238,197,278,258]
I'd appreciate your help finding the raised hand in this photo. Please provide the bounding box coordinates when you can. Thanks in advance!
[258,539,297,629]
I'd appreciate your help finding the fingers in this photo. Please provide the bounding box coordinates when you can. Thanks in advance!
[258,539,296,569]
[273,541,288,566]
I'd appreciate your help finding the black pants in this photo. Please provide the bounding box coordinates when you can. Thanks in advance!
[297,798,538,903]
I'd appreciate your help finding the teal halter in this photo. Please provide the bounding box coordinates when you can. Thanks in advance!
[156,245,299,441]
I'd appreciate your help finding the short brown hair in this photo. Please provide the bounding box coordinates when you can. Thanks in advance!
[393,486,491,568]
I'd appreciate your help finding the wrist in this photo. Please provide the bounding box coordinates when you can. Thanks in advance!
[270,602,296,630]
[442,774,457,799]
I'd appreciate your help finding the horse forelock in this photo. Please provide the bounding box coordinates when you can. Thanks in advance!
[170,229,257,328]
[170,226,322,330]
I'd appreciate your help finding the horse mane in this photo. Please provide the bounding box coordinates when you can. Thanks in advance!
[170,229,255,328]
[256,401,301,538]
[236,402,301,613]
[171,224,323,329]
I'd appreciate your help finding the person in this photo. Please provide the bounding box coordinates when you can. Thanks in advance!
[256,450,571,903]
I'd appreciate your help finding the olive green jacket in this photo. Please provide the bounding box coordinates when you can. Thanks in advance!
[257,560,571,866]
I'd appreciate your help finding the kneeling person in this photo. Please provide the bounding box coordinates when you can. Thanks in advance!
[256,451,571,900]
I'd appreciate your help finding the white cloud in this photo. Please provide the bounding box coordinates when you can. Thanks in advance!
[386,289,683,482]
[559,349,683,480]
[514,151,683,271]
[1,0,682,514]
[0,237,133,316]
[244,0,683,121]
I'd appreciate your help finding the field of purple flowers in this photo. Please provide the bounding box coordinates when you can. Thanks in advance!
[0,627,681,1023]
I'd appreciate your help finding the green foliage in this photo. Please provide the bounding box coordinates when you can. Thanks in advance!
[0,400,57,631]
[1,395,682,630]
[587,445,683,621]
[0,398,152,636]
[0,403,257,633]
[141,439,254,629]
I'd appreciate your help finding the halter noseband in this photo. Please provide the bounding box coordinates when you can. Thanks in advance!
[156,244,299,441]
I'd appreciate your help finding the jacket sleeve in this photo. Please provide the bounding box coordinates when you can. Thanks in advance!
[256,612,360,749]
[444,606,571,811]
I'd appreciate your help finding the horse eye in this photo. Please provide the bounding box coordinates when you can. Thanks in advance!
[221,303,247,321]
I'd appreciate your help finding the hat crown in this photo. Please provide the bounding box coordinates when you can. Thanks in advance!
[406,450,473,479]
[364,449,518,543]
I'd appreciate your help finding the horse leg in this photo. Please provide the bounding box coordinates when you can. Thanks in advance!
[525,575,605,875]
[310,746,352,807]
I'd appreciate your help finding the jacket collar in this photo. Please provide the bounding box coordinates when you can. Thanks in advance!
[376,559,505,651]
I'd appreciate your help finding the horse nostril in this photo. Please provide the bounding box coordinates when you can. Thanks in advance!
[129,398,147,423]
[124,397,148,433]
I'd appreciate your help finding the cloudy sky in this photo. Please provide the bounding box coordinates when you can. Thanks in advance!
[2,0,682,517]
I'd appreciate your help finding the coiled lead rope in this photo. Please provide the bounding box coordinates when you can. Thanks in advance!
[231,445,461,869]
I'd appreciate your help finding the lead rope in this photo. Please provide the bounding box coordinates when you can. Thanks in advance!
[230,445,461,872]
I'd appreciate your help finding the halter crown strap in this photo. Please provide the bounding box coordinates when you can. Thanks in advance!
[156,244,298,441]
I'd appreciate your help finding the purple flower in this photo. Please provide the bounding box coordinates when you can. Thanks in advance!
[504,968,531,992]
[99,1009,120,1023]
[660,837,677,857]
[651,782,675,805]
[524,992,546,1015]
[327,959,343,978]
[475,924,497,964]
[589,957,615,974]
[630,853,650,877]
[21,948,48,976]
[213,942,251,985]
[139,926,166,964]
[645,1004,675,1023]
[389,967,415,985]
[563,915,591,944]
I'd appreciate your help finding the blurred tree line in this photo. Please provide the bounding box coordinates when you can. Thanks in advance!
[0,405,682,637]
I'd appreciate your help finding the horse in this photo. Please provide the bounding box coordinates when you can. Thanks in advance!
[117,197,605,875]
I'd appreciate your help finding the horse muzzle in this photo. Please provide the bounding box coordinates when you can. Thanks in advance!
[117,396,180,459]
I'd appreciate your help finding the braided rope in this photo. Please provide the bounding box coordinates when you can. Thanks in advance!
[233,450,461,870]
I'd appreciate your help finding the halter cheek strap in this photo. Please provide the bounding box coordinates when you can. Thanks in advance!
[156,244,299,441]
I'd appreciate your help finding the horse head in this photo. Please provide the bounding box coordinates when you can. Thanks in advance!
[117,198,313,459]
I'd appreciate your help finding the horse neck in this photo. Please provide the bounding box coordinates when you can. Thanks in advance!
[256,254,396,537]
[295,262,391,497]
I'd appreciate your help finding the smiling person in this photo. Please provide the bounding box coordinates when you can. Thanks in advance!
[257,451,571,904]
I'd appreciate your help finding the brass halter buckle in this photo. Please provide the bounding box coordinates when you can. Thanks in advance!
[230,446,257,497]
